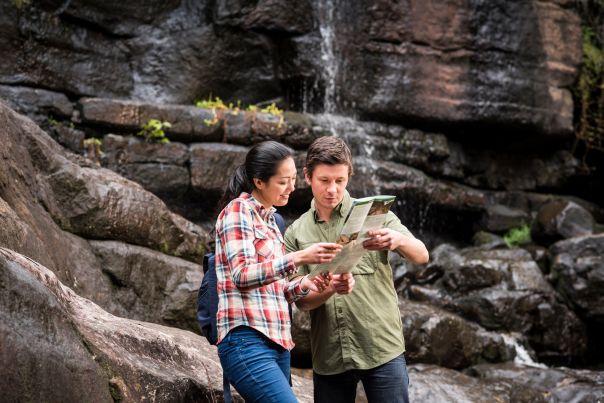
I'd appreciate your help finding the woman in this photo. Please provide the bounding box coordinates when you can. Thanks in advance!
[215,141,341,402]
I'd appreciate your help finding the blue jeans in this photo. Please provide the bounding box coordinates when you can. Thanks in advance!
[313,354,410,403]
[218,326,297,403]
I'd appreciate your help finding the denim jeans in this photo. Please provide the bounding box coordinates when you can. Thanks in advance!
[218,326,297,403]
[313,354,410,403]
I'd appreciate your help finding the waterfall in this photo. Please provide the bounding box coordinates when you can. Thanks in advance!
[502,333,547,368]
[316,0,338,115]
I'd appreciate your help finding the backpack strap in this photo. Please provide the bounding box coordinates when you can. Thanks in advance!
[274,212,286,235]
[223,373,232,403]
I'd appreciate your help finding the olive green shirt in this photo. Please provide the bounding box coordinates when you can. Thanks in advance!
[285,191,413,375]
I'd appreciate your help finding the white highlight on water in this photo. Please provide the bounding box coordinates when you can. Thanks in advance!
[502,333,547,368]
[316,0,338,114]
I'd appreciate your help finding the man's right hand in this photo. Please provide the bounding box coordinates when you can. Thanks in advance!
[330,272,355,294]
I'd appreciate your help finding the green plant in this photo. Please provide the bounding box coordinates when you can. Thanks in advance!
[83,137,102,166]
[195,96,285,128]
[138,119,171,144]
[503,224,531,248]
[13,0,31,9]
[573,0,604,169]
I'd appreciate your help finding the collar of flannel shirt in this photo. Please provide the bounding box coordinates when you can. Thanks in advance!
[239,192,276,222]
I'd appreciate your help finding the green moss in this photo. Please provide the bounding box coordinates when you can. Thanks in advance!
[138,119,171,144]
[503,224,531,248]
[159,241,170,255]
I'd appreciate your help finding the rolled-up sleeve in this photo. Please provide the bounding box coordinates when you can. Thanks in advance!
[219,200,297,290]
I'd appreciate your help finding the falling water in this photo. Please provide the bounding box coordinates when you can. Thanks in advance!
[502,333,547,369]
[316,0,338,115]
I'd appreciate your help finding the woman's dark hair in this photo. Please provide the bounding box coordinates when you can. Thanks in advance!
[217,141,294,213]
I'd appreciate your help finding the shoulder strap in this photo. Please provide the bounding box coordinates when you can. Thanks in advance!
[274,212,286,235]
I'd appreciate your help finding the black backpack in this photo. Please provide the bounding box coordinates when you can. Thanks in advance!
[196,212,287,345]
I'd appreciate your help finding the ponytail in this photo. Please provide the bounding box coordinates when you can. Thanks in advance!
[216,140,294,217]
[217,164,251,213]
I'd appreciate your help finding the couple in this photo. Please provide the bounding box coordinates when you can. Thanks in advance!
[214,136,429,403]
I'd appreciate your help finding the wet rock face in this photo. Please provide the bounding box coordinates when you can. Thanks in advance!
[549,234,604,322]
[468,362,604,403]
[532,200,596,244]
[0,247,236,402]
[400,301,514,369]
[403,244,587,363]
[336,0,580,135]
[0,100,206,331]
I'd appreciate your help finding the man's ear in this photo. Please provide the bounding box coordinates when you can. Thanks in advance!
[303,167,311,185]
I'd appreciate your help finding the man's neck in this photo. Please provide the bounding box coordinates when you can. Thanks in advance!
[315,204,335,222]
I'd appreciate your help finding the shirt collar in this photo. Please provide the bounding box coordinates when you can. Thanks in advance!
[310,190,352,223]
[240,192,275,222]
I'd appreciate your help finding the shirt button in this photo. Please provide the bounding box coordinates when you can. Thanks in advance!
[337,308,342,314]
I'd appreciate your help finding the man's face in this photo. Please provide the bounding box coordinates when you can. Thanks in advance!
[305,163,350,212]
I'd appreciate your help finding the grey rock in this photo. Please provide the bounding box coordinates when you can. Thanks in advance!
[532,200,595,244]
[405,244,587,362]
[80,98,223,142]
[89,240,203,332]
[0,85,73,124]
[0,247,315,402]
[190,143,248,193]
[550,234,604,322]
[401,301,514,369]
[482,204,530,233]
[468,362,604,403]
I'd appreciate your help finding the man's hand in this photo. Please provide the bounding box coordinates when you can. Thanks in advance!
[362,229,404,251]
[363,229,430,264]
[330,272,355,294]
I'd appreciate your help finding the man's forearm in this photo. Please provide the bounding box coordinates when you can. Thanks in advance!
[397,236,429,264]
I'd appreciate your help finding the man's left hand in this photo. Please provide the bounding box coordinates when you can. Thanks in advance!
[362,229,404,251]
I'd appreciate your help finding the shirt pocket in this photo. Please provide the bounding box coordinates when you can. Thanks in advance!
[350,251,376,275]
[254,226,274,261]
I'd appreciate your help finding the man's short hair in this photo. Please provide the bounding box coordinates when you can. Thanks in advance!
[305,136,353,178]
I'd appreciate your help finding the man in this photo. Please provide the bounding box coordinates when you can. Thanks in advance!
[285,136,429,403]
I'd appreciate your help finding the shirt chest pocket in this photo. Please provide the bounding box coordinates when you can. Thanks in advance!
[254,226,274,261]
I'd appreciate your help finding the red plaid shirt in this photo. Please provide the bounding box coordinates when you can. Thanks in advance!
[215,193,307,350]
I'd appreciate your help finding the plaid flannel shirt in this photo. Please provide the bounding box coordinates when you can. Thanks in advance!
[215,192,308,350]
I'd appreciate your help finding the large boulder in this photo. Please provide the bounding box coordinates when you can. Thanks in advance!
[549,234,604,322]
[532,200,596,244]
[0,98,207,327]
[468,362,604,402]
[0,247,315,402]
[401,300,514,369]
[404,245,587,363]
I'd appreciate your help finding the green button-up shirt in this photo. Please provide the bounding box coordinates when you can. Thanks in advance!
[285,191,413,375]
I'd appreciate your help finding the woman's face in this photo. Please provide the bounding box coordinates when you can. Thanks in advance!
[253,157,297,208]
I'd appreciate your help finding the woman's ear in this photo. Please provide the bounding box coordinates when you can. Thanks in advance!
[252,177,264,190]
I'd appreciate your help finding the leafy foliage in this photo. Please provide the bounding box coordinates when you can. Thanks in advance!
[503,224,531,248]
[138,119,171,144]
[13,0,31,9]
[195,96,284,128]
[574,0,604,168]
[83,137,102,166]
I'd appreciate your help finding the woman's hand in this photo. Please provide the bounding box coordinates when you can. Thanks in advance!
[292,242,342,266]
[300,272,332,293]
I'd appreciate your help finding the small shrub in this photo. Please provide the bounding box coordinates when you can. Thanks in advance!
[138,119,171,144]
[196,96,284,128]
[503,224,531,248]
[83,137,102,166]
